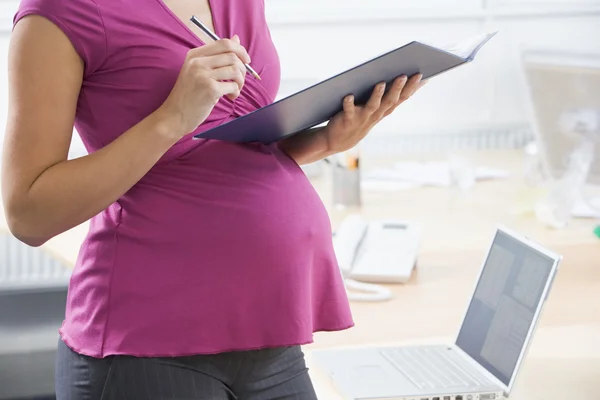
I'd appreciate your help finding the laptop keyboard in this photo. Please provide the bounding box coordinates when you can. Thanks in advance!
[381,347,492,390]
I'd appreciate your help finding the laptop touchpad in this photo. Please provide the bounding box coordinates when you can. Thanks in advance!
[353,365,389,381]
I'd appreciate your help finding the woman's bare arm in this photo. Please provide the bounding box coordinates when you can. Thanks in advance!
[2,16,180,247]
[278,127,333,165]
[279,75,424,166]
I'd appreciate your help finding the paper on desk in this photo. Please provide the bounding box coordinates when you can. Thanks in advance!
[364,162,452,188]
[362,161,509,190]
[361,180,419,192]
[572,196,600,218]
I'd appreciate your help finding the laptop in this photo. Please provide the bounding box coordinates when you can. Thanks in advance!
[313,226,562,400]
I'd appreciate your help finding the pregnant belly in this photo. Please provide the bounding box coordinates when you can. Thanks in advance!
[68,141,350,353]
[114,141,333,274]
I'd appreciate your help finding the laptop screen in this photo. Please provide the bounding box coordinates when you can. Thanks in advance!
[455,230,556,386]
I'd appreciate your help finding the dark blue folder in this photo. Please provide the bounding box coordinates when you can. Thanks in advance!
[194,33,497,143]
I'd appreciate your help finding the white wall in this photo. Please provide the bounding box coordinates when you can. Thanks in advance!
[266,0,600,136]
[1,0,599,152]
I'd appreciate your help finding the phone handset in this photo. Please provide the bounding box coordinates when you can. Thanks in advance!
[333,215,368,276]
[333,215,392,302]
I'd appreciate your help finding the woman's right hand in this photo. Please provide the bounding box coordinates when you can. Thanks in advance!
[157,35,250,138]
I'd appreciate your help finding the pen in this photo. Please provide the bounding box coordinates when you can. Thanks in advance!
[346,157,359,170]
[345,149,360,170]
[324,157,344,169]
[190,15,261,81]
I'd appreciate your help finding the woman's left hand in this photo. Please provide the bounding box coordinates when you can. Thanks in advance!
[323,73,426,153]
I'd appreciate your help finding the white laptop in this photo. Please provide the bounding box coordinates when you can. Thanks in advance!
[313,226,562,400]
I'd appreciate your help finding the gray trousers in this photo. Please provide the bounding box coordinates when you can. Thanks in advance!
[55,339,318,399]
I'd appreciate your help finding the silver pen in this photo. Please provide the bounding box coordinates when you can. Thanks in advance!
[190,15,261,80]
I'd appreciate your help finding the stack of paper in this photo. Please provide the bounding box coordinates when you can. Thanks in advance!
[362,160,509,192]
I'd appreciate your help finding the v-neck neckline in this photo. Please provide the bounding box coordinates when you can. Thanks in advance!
[155,0,220,46]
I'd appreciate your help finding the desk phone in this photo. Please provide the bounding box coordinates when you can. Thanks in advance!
[334,215,421,284]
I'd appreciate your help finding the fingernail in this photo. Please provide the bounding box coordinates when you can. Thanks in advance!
[347,95,354,102]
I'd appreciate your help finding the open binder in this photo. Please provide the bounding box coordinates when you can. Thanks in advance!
[194,31,498,144]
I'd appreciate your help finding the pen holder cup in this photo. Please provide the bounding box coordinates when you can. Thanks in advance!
[332,166,361,208]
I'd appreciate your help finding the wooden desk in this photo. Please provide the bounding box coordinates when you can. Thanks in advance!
[304,150,600,399]
[1,149,598,398]
[7,149,598,265]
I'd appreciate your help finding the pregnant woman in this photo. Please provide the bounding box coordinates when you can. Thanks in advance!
[3,0,424,398]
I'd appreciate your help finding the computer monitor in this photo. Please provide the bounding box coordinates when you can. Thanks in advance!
[521,49,600,186]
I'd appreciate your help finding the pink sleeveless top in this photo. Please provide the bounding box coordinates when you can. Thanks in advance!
[14,0,353,358]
